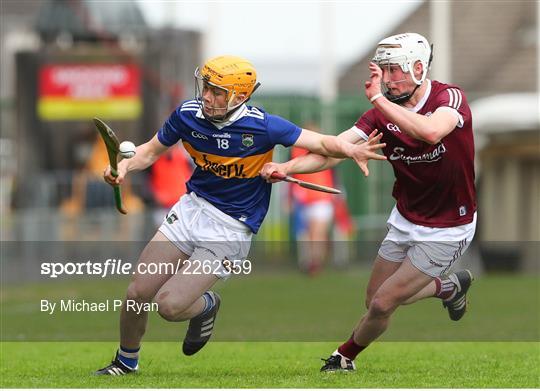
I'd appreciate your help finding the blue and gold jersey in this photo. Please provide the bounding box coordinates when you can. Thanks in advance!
[157,100,302,233]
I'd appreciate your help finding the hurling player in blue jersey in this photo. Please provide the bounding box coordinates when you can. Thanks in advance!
[96,55,385,375]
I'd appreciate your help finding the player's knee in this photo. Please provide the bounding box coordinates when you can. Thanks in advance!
[368,296,395,318]
[156,295,192,322]
[157,299,181,321]
[365,290,376,309]
[365,297,371,310]
[126,282,153,303]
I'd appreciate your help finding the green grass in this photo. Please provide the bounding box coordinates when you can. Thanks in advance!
[1,271,539,341]
[1,270,539,387]
[0,341,538,388]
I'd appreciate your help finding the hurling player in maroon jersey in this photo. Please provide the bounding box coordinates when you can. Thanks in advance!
[261,32,477,372]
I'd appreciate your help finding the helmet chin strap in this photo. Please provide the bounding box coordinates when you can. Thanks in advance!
[201,100,245,123]
[383,84,420,105]
[201,82,261,123]
[198,89,240,123]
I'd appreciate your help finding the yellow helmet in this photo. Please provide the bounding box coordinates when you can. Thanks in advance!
[194,55,260,121]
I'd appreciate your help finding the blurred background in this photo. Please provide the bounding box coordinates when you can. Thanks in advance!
[0,0,538,341]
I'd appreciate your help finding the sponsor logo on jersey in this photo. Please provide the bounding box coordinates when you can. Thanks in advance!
[459,206,467,216]
[242,134,254,148]
[201,154,246,178]
[386,123,401,133]
[389,143,447,164]
[191,131,208,140]
[182,141,273,179]
[213,133,231,139]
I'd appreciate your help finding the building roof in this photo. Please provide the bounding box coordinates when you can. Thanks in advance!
[338,0,538,98]
[471,93,539,134]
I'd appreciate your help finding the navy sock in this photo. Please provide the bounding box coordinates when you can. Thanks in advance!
[118,346,139,369]
[200,292,215,315]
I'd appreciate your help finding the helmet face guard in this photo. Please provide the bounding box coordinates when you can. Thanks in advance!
[193,56,260,123]
[374,56,421,105]
[194,67,242,122]
[372,33,433,105]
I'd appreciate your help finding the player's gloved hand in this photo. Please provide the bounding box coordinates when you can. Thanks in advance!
[350,130,386,176]
[103,163,127,186]
[260,162,287,183]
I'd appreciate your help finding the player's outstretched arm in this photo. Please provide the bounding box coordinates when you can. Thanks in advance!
[366,62,458,144]
[293,128,386,176]
[103,134,169,186]
[260,127,386,180]
[261,126,359,180]
[260,154,334,183]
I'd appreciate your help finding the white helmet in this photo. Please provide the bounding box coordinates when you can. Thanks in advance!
[372,33,432,86]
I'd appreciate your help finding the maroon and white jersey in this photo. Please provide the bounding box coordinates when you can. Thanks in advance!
[354,80,476,228]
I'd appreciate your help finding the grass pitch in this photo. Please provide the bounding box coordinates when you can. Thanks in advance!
[1,270,539,387]
[1,341,539,388]
[2,271,538,342]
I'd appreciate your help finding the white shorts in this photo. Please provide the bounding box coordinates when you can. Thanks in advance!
[378,206,477,277]
[303,200,334,222]
[158,192,253,279]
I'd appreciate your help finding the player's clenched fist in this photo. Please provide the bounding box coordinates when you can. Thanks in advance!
[103,164,127,186]
[260,162,287,183]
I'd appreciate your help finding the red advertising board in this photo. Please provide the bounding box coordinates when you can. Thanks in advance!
[38,64,142,120]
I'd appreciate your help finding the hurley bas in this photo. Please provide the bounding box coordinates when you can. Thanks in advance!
[40,299,158,315]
